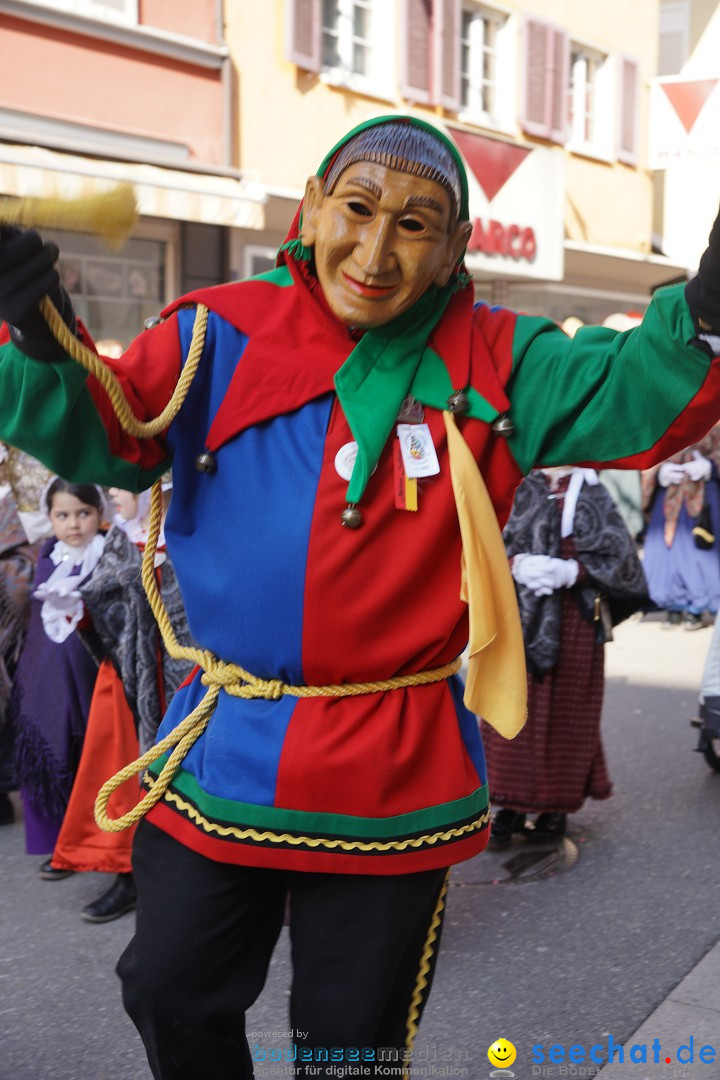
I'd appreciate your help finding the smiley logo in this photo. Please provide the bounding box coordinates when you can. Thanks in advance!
[488,1039,516,1069]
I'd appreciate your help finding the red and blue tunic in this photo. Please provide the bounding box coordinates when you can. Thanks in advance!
[1,269,718,874]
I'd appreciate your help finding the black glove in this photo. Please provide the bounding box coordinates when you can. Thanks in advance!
[0,227,76,361]
[685,207,720,333]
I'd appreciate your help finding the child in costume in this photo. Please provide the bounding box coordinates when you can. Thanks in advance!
[1,116,720,1077]
[50,485,193,922]
[11,478,104,868]
[484,468,648,848]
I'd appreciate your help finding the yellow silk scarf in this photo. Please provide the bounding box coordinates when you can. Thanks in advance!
[444,412,527,738]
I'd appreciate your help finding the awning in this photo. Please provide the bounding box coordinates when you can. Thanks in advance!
[0,142,266,230]
[563,240,691,294]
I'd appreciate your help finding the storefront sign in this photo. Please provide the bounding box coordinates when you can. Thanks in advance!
[649,76,720,169]
[447,127,564,281]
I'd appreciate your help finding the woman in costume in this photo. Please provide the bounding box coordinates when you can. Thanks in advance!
[641,425,720,629]
[483,468,648,848]
[11,478,104,866]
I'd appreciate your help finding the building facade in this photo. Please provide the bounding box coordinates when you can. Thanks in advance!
[227,0,692,325]
[0,0,706,340]
[0,0,264,346]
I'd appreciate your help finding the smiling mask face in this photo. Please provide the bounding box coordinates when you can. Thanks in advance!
[300,120,472,329]
[301,161,470,329]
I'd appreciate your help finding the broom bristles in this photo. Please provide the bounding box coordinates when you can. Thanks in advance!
[0,182,138,250]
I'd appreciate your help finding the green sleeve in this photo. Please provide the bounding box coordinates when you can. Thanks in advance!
[0,341,168,491]
[505,284,713,473]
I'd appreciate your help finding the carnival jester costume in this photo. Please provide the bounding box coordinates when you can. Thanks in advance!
[1,116,720,1074]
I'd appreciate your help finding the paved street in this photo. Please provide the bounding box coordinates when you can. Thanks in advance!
[2,613,720,1080]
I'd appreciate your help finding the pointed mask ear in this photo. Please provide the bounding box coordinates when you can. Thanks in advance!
[434,220,473,288]
[300,176,325,249]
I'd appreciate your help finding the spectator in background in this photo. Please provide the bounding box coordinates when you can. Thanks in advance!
[11,479,104,869]
[641,425,720,629]
[484,467,648,848]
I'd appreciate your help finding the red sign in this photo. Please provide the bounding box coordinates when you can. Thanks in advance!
[467,219,538,262]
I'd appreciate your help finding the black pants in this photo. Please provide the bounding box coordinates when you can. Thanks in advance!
[118,821,450,1079]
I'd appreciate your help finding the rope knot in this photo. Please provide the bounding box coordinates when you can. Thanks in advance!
[261,678,285,700]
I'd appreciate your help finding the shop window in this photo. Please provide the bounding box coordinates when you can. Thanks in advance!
[243,246,277,280]
[47,233,165,349]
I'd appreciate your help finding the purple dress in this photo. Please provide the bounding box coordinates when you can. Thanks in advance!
[643,481,720,615]
[11,538,100,854]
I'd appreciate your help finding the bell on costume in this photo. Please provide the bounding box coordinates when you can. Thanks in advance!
[194,450,217,474]
[492,413,515,437]
[446,389,470,415]
[340,504,363,529]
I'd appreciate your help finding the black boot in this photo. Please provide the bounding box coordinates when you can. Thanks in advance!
[0,793,14,826]
[524,812,567,843]
[489,809,526,851]
[81,873,137,923]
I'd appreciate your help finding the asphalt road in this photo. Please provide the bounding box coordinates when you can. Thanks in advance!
[2,612,719,1080]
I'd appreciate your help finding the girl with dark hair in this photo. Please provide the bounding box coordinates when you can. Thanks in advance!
[11,477,104,867]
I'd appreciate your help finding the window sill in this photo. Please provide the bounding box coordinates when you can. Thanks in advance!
[319,69,396,105]
[455,111,515,138]
[566,141,616,165]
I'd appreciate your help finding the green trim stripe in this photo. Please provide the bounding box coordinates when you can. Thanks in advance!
[149,756,488,840]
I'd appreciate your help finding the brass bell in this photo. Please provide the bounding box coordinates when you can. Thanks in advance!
[446,390,470,415]
[492,413,515,437]
[340,504,363,529]
[194,450,217,474]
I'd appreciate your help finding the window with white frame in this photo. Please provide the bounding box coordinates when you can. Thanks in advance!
[319,0,393,94]
[15,0,137,24]
[458,4,513,129]
[243,246,277,280]
[567,44,613,157]
[658,1,690,76]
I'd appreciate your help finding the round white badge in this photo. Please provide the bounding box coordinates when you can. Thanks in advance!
[334,441,359,481]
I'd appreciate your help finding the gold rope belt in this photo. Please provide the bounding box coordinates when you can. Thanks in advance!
[36,297,463,833]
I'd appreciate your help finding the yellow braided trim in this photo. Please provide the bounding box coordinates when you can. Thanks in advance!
[39,294,208,439]
[158,787,490,852]
[405,869,451,1059]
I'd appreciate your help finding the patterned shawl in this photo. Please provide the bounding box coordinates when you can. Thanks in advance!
[79,525,194,753]
[504,470,648,674]
[641,423,720,546]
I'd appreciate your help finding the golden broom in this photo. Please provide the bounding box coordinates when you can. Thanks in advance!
[0,181,138,250]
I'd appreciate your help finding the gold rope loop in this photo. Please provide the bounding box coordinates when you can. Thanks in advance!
[94,654,463,832]
[39,294,208,439]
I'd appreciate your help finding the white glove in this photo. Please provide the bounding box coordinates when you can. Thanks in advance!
[685,450,712,483]
[658,462,687,487]
[511,554,557,596]
[545,556,579,589]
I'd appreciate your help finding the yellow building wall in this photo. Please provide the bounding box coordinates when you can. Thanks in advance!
[226,0,660,257]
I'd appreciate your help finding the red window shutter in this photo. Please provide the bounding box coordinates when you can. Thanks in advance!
[402,0,434,103]
[285,0,321,72]
[617,56,640,165]
[548,28,569,144]
[436,0,461,111]
[521,15,567,142]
